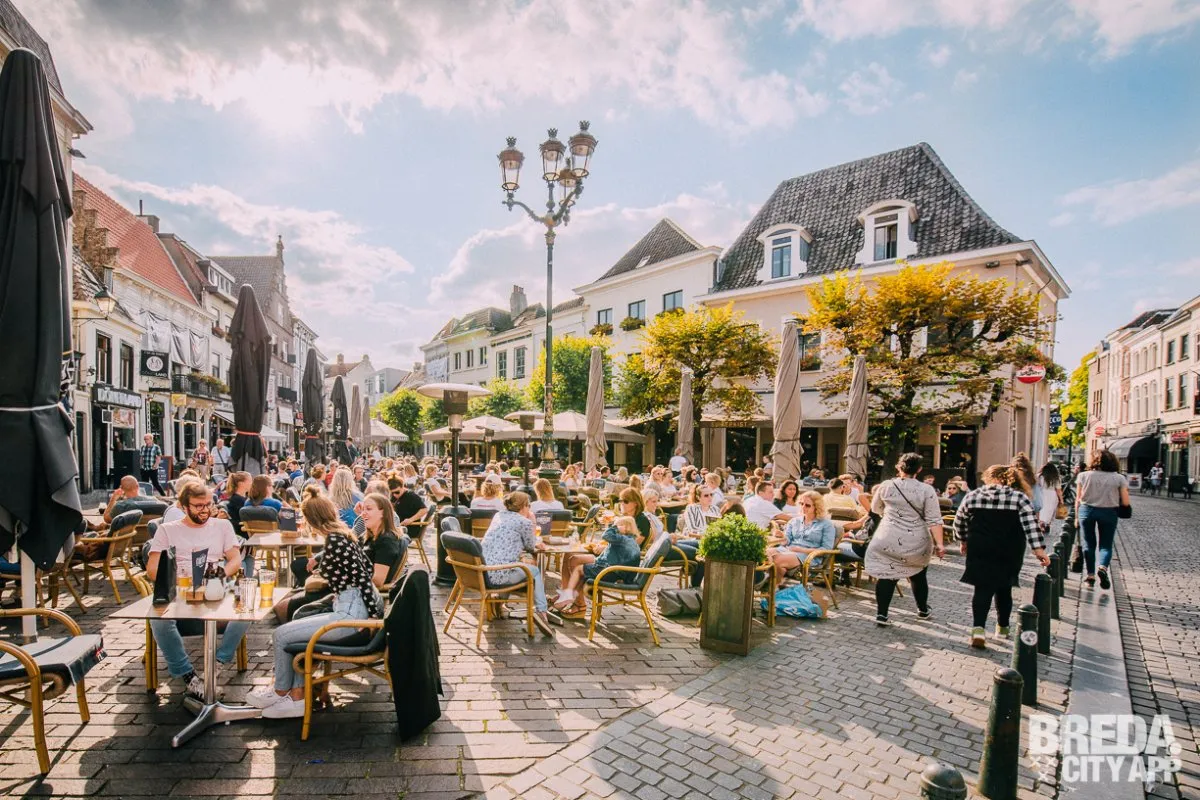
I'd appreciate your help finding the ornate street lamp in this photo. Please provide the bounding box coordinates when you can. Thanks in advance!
[497,122,598,480]
[1064,414,1078,470]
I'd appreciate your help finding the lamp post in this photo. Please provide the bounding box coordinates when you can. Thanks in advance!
[506,411,544,491]
[416,382,490,584]
[1064,415,1078,470]
[497,122,597,480]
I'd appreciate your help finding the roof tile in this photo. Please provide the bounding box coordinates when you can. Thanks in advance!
[595,219,702,282]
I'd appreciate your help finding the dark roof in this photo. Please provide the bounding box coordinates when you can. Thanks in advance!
[713,142,1022,292]
[215,254,290,328]
[553,296,584,313]
[1120,309,1175,330]
[595,219,702,282]
[158,234,213,302]
[0,0,65,97]
[447,307,511,337]
[71,246,134,321]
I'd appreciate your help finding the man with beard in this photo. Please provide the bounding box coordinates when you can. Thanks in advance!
[145,482,248,699]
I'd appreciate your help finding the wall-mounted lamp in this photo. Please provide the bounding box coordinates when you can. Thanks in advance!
[984,261,1001,269]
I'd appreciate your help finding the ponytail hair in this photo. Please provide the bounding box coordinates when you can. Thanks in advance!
[983,464,1030,495]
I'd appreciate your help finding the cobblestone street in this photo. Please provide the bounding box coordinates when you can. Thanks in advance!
[1,523,1083,800]
[1112,496,1200,800]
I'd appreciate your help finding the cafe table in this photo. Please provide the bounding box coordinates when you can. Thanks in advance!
[245,531,324,588]
[535,540,591,578]
[112,591,274,747]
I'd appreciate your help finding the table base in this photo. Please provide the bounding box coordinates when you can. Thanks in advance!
[175,697,262,747]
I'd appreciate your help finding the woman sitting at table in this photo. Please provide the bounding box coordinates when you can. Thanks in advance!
[769,490,837,584]
[561,464,581,491]
[248,494,384,719]
[330,467,363,528]
[641,489,666,541]
[680,483,720,537]
[530,478,565,513]
[552,514,645,618]
[470,478,506,510]
[480,491,555,637]
[648,467,678,500]
[773,480,802,517]
[247,474,284,512]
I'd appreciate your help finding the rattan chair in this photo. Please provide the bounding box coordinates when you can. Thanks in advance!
[441,531,536,646]
[585,535,672,646]
[66,509,142,604]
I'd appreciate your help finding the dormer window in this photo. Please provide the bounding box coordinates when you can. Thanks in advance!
[856,199,918,264]
[756,224,812,282]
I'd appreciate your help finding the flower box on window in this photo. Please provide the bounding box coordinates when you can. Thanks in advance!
[619,316,645,332]
[590,322,613,336]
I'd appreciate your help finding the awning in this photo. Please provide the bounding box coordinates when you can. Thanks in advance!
[277,406,295,425]
[212,409,235,426]
[370,418,409,442]
[1105,435,1158,460]
[258,424,287,443]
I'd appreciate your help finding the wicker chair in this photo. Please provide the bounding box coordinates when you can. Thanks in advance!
[585,535,673,646]
[441,531,536,646]
[403,504,433,570]
[0,608,103,774]
[468,508,498,538]
[66,509,142,604]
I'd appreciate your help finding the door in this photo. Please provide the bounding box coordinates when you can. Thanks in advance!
[939,428,978,487]
[91,407,109,490]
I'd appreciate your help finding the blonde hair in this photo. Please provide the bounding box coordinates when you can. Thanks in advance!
[481,480,503,500]
[533,478,554,503]
[613,515,637,535]
[504,491,531,513]
[628,474,643,491]
[301,494,356,542]
[984,464,1028,494]
[330,468,357,511]
[799,490,826,519]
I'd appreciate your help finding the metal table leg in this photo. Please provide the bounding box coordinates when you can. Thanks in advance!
[172,619,262,748]
[282,545,295,588]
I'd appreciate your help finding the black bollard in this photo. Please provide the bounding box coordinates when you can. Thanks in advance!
[1033,573,1052,655]
[978,667,1024,800]
[1053,542,1067,595]
[1046,556,1061,620]
[919,762,968,799]
[1011,604,1039,707]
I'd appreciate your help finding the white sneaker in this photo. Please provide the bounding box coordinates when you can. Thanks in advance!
[246,686,285,709]
[262,694,305,719]
[184,673,206,701]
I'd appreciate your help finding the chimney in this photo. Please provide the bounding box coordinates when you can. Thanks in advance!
[138,213,160,233]
[336,353,345,365]
[276,235,284,261]
[510,285,528,316]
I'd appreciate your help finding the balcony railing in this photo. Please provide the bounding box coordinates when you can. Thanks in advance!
[277,385,298,404]
[173,373,225,399]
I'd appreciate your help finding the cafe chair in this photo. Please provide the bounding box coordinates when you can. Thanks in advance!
[783,546,843,610]
[441,531,536,647]
[239,505,280,534]
[66,509,142,604]
[467,508,498,539]
[403,505,433,570]
[571,505,604,540]
[586,535,673,646]
[0,608,104,775]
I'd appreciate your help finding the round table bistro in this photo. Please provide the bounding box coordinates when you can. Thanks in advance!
[245,531,324,588]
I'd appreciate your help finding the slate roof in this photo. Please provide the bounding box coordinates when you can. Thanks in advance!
[1121,309,1175,330]
[447,307,511,337]
[595,219,703,282]
[71,246,135,322]
[0,0,65,97]
[713,142,1022,292]
[553,296,585,313]
[74,174,200,307]
[216,255,277,305]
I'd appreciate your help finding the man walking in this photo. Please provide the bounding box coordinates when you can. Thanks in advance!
[211,438,232,484]
[140,433,168,497]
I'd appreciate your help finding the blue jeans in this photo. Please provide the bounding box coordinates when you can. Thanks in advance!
[527,565,548,613]
[1079,504,1118,575]
[149,618,251,679]
[271,587,374,690]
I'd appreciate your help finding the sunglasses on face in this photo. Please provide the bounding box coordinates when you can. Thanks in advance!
[799,502,814,508]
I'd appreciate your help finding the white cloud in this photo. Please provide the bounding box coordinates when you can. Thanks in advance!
[1058,159,1200,225]
[839,64,901,115]
[19,0,826,138]
[952,69,980,91]
[788,0,1033,40]
[922,42,954,68]
[1049,212,1076,227]
[1066,0,1200,56]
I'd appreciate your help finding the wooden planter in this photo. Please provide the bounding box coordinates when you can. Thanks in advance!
[700,558,757,656]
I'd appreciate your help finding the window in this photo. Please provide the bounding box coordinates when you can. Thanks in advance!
[873,214,899,261]
[212,354,221,382]
[497,350,507,379]
[1181,334,1190,360]
[856,200,917,264]
[713,260,724,287]
[515,347,526,379]
[480,346,487,366]
[466,349,474,368]
[453,352,461,371]
[1167,340,1176,364]
[119,343,134,390]
[771,238,792,278]
[596,308,612,326]
[756,225,812,281]
[799,332,821,371]
[95,333,111,385]
[662,290,683,312]
[1179,375,1188,409]
[1166,380,1174,411]
[628,300,646,320]
[1091,388,1103,421]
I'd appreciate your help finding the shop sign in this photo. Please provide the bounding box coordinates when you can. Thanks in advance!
[1094,424,1106,437]
[93,384,142,409]
[1170,431,1189,444]
[1193,432,1200,444]
[1049,407,1062,434]
[111,408,137,428]
[140,351,169,378]
[170,393,188,408]
[1016,364,1046,384]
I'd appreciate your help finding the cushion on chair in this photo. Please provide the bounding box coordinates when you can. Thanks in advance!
[283,625,382,656]
[0,634,105,684]
[440,516,462,534]
[593,535,671,590]
[441,531,483,559]
[239,506,279,523]
[109,509,144,534]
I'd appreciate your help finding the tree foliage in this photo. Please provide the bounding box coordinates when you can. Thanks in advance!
[468,379,527,420]
[1049,355,1089,451]
[375,388,425,444]
[419,398,447,432]
[805,262,1051,464]
[614,304,777,461]
[525,335,612,414]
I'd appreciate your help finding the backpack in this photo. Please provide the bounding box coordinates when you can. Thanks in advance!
[762,583,825,618]
[658,587,702,617]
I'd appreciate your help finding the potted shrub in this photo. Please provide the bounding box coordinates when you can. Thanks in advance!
[619,316,645,331]
[698,514,767,655]
[589,322,613,336]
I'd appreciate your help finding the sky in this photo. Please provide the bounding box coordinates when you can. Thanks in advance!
[19,0,1200,373]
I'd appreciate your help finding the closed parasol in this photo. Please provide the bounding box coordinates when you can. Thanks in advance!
[228,284,271,475]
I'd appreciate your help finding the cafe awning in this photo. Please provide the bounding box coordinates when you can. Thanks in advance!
[258,424,287,443]
[1106,435,1158,460]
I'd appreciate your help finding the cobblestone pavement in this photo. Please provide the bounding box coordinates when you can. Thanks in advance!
[1,525,1080,800]
[1111,496,1200,800]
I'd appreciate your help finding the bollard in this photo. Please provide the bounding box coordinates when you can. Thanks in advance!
[1033,573,1052,655]
[1011,604,1039,707]
[1053,542,1067,596]
[1046,556,1061,620]
[919,762,968,799]
[978,667,1024,800]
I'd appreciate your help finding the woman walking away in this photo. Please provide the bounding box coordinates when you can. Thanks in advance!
[1036,461,1063,532]
[955,465,1050,648]
[865,453,945,626]
[1076,450,1130,590]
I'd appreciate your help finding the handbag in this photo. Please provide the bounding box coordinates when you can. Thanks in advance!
[1117,502,1132,519]
[1055,504,1067,520]
[658,587,702,617]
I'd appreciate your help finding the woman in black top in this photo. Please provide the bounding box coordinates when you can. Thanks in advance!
[354,492,409,589]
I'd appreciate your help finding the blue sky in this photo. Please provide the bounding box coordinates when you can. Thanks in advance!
[21,0,1200,372]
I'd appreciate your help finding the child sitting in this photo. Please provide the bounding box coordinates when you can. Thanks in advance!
[552,515,644,618]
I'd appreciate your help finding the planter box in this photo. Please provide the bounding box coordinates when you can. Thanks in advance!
[700,558,757,656]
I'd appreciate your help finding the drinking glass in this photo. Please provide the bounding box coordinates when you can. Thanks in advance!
[237,578,257,612]
[258,569,277,607]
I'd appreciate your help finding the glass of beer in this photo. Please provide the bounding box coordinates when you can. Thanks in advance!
[258,569,276,607]
[176,558,193,591]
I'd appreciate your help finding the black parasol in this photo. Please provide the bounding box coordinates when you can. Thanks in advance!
[0,49,83,571]
[301,348,325,464]
[228,284,271,475]
[330,376,351,465]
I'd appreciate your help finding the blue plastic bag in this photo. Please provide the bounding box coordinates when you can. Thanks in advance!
[762,583,825,618]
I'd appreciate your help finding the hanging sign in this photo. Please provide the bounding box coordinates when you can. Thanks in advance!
[1015,364,1046,384]
[1049,407,1062,434]
[140,351,169,378]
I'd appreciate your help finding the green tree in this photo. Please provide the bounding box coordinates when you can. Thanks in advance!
[420,398,447,432]
[805,262,1052,466]
[1049,355,1089,452]
[375,388,426,443]
[525,335,612,414]
[468,379,527,419]
[613,303,777,463]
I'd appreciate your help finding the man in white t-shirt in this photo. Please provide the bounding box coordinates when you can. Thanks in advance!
[210,438,232,482]
[742,480,791,529]
[146,483,248,699]
[668,448,688,477]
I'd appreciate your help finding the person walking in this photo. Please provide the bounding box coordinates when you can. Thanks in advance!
[865,453,945,626]
[210,437,232,484]
[139,433,168,497]
[954,465,1050,648]
[1148,462,1164,496]
[1076,450,1130,590]
[1036,461,1062,531]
